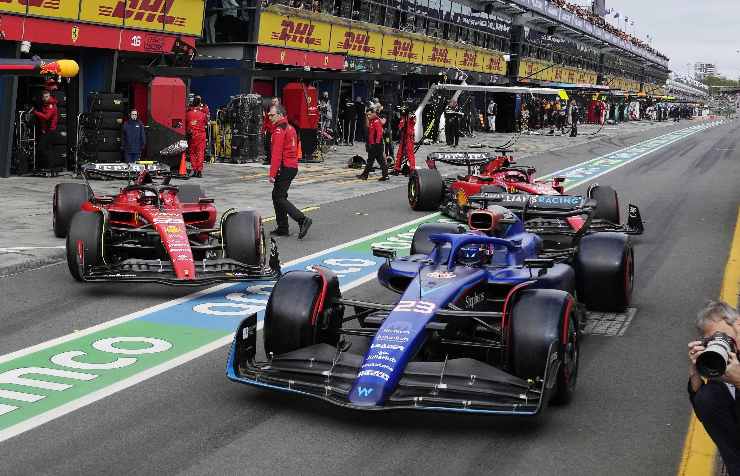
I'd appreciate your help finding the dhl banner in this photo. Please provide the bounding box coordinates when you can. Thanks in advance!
[519,58,598,86]
[259,9,508,76]
[0,0,204,36]
[605,75,641,92]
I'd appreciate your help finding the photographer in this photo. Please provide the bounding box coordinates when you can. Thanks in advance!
[688,301,740,475]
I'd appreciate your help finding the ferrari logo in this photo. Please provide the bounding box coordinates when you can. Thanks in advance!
[280,50,286,63]
[71,26,79,43]
[166,225,179,233]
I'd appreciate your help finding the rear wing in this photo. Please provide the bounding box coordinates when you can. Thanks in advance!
[469,192,644,235]
[426,151,505,175]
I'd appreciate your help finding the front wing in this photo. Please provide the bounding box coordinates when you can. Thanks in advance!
[226,314,554,416]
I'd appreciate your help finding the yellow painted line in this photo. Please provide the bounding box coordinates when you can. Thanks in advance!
[262,205,320,223]
[677,206,740,476]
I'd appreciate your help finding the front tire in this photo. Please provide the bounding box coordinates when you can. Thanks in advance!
[223,211,263,266]
[408,169,444,211]
[53,183,90,238]
[263,270,343,356]
[509,289,579,405]
[66,211,105,281]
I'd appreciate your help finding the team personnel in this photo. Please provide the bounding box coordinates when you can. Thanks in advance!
[262,97,280,164]
[569,100,579,137]
[487,99,497,132]
[268,105,312,239]
[32,89,59,168]
[186,98,208,177]
[444,100,461,147]
[357,107,388,181]
[392,107,416,175]
[122,110,146,164]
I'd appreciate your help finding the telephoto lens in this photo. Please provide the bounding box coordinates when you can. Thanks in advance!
[696,332,737,378]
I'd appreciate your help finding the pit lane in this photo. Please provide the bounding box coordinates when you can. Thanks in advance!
[0,118,737,475]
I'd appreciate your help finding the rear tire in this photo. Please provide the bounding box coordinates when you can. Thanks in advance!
[53,183,90,238]
[408,169,444,211]
[223,211,263,266]
[575,232,633,312]
[410,222,462,256]
[66,211,105,281]
[589,185,620,224]
[177,184,205,204]
[509,289,578,405]
[263,270,343,356]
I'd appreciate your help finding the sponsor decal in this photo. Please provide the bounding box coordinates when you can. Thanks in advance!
[100,0,186,28]
[338,31,374,54]
[375,334,409,344]
[361,362,395,373]
[428,46,451,65]
[387,38,417,60]
[370,343,404,352]
[71,25,79,42]
[356,386,374,397]
[165,225,180,233]
[530,195,583,206]
[366,353,397,364]
[458,50,478,69]
[394,300,436,315]
[464,291,486,309]
[358,369,390,381]
[272,19,320,46]
[427,271,456,280]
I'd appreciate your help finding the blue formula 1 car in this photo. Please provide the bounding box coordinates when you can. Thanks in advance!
[227,194,635,416]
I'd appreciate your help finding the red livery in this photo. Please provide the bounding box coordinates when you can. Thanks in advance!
[52,163,280,284]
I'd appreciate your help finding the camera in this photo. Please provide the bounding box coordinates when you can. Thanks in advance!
[697,331,737,378]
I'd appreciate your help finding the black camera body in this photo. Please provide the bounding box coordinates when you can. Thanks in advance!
[697,332,737,378]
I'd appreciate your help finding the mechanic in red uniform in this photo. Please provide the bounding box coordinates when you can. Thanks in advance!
[32,89,60,168]
[356,106,388,181]
[392,108,416,175]
[262,97,280,164]
[186,97,208,177]
[268,105,312,239]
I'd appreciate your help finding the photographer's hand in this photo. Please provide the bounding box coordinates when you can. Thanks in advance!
[722,352,740,386]
[688,341,705,392]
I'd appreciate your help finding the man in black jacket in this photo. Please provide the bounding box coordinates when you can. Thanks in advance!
[688,301,740,475]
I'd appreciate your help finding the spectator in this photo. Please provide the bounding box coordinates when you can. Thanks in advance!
[204,0,220,43]
[122,110,146,164]
[220,0,240,42]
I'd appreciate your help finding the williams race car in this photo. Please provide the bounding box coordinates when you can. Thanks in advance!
[227,194,635,415]
[408,150,643,235]
[52,162,280,284]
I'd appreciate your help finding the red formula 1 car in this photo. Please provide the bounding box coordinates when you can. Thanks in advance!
[408,149,643,234]
[52,163,280,285]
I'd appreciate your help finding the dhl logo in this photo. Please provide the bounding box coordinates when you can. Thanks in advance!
[487,56,502,72]
[272,20,320,46]
[388,39,416,60]
[98,0,186,27]
[429,47,450,64]
[460,51,477,68]
[566,71,576,83]
[338,31,374,53]
[0,0,60,9]
[554,68,563,81]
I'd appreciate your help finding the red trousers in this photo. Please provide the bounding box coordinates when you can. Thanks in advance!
[188,134,206,172]
[394,135,416,171]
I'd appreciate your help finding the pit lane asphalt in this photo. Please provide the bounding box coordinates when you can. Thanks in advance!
[0,119,738,475]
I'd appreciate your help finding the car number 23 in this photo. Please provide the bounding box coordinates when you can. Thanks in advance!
[394,300,436,314]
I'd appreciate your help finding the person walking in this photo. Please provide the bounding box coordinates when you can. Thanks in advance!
[186,97,208,177]
[262,97,279,164]
[122,110,146,163]
[392,105,416,175]
[356,107,388,181]
[569,100,579,137]
[445,100,461,147]
[486,99,497,132]
[268,105,312,239]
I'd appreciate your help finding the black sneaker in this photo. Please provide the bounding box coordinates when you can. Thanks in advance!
[270,229,290,237]
[298,217,312,239]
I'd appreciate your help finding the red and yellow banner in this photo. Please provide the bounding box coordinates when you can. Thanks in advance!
[258,9,507,76]
[0,0,203,35]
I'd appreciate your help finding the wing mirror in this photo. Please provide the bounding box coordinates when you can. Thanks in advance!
[198,197,214,204]
[372,247,397,260]
[553,176,566,184]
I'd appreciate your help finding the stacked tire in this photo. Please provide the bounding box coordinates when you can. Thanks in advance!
[78,93,125,164]
[50,89,70,170]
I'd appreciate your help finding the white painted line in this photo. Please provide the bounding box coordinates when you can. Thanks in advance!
[0,246,65,252]
[0,269,382,443]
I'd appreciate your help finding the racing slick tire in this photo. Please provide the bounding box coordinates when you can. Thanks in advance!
[575,232,633,312]
[66,211,105,281]
[223,210,263,266]
[53,183,90,238]
[177,184,205,204]
[408,169,444,211]
[263,269,343,356]
[589,185,620,224]
[509,289,579,405]
[410,222,462,256]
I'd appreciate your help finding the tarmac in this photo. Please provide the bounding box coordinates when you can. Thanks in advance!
[0,119,703,276]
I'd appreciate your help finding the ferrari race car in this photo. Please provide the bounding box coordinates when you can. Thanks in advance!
[52,163,280,284]
[227,194,635,415]
[408,150,643,235]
